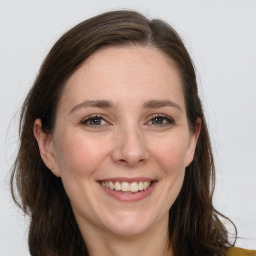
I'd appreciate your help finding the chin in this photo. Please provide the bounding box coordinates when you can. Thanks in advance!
[100,210,160,237]
[107,222,151,237]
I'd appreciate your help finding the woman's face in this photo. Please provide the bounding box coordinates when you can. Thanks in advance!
[42,46,199,237]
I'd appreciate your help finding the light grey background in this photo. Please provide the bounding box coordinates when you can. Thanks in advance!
[1,0,255,255]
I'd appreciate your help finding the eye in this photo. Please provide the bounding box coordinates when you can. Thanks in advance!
[80,115,108,127]
[147,114,174,126]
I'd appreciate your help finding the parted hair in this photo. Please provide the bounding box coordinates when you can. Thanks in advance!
[11,10,236,256]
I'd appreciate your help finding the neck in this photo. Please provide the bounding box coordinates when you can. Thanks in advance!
[79,216,173,256]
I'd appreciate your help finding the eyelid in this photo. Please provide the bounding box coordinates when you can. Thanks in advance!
[79,113,174,127]
[146,114,175,125]
[80,114,109,126]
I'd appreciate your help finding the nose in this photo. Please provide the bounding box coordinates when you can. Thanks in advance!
[111,125,149,167]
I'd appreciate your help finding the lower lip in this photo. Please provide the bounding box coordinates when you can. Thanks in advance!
[99,182,157,202]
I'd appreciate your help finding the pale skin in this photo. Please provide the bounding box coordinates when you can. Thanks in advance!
[34,45,201,256]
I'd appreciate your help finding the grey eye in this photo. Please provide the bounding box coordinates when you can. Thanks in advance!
[81,115,107,126]
[148,115,174,126]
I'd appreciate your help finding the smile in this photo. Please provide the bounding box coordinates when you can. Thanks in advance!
[100,181,151,193]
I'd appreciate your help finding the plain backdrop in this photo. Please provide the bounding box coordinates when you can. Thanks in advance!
[1,0,255,255]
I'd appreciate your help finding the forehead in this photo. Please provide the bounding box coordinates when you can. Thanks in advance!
[58,45,185,111]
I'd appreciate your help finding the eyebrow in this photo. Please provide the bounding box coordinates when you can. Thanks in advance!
[69,100,115,114]
[143,100,183,112]
[69,99,182,114]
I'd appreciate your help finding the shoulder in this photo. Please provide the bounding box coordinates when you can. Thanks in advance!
[227,247,256,256]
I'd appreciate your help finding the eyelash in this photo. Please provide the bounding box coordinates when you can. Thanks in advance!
[80,114,108,127]
[80,114,174,128]
[146,114,174,126]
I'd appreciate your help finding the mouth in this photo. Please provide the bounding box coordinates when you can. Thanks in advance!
[98,178,157,202]
[100,180,152,193]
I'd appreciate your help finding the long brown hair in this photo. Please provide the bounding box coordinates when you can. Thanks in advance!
[11,10,236,256]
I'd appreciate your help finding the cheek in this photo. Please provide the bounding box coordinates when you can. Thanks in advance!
[152,134,189,173]
[152,134,188,196]
[54,130,108,177]
[53,131,111,213]
[147,135,188,214]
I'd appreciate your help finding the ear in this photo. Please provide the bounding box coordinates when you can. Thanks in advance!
[185,118,201,167]
[34,119,59,176]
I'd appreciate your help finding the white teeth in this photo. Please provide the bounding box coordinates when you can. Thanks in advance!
[109,181,115,190]
[121,182,129,192]
[138,181,144,191]
[114,181,122,191]
[130,182,138,192]
[101,180,152,193]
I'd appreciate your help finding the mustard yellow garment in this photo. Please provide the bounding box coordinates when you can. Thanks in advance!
[227,247,256,256]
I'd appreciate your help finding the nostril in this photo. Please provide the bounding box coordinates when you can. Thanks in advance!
[115,157,148,167]
[111,133,149,166]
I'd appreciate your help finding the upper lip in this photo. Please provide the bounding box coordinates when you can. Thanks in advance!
[97,177,157,183]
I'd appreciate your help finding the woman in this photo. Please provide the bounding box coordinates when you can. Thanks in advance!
[11,10,256,256]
